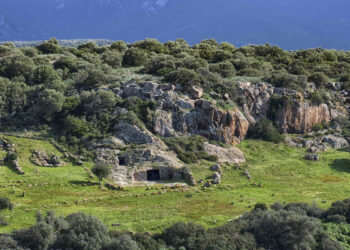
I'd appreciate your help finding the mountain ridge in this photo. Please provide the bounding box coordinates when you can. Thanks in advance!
[1,0,350,49]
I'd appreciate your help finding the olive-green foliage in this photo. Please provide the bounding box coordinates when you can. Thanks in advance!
[123,47,148,66]
[143,54,177,75]
[309,72,330,87]
[117,97,157,130]
[37,38,61,54]
[101,50,123,68]
[3,199,350,249]
[164,68,199,88]
[0,235,17,248]
[54,213,110,250]
[248,118,283,143]
[164,135,218,163]
[209,61,236,77]
[91,162,111,184]
[33,65,60,84]
[36,89,65,121]
[264,73,307,91]
[102,235,140,250]
[310,89,329,105]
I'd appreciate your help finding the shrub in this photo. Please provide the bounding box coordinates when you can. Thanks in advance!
[37,38,61,54]
[102,235,140,250]
[310,90,329,105]
[143,54,177,75]
[101,50,123,68]
[248,119,283,143]
[164,135,218,164]
[164,68,200,88]
[0,197,14,211]
[54,213,109,250]
[92,163,111,184]
[158,222,206,249]
[308,72,330,87]
[265,73,307,91]
[123,48,148,67]
[13,222,54,250]
[209,61,236,78]
[33,65,60,84]
[0,235,18,249]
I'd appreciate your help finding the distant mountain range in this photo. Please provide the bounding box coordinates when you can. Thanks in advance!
[1,0,350,50]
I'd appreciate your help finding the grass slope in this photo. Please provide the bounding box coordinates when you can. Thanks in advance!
[0,136,349,233]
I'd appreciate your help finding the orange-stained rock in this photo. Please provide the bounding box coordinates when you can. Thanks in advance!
[276,102,330,133]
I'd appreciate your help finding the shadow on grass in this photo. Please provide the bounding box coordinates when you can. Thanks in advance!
[69,180,98,186]
[337,147,350,153]
[331,159,350,173]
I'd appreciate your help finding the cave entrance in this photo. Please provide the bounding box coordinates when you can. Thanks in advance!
[118,156,126,166]
[147,169,160,181]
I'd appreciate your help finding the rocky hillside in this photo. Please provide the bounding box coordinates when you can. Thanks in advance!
[0,38,349,185]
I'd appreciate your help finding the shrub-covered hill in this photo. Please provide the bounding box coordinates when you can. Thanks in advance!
[0,38,349,156]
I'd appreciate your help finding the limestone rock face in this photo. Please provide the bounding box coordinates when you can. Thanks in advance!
[276,103,331,133]
[238,81,340,133]
[172,100,249,144]
[204,142,245,164]
[114,121,154,145]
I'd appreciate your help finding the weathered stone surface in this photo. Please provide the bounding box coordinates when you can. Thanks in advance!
[95,148,120,166]
[187,86,203,99]
[277,103,331,133]
[30,150,63,167]
[153,109,175,137]
[210,164,221,172]
[114,121,153,145]
[204,142,245,163]
[322,135,348,149]
[211,172,221,184]
[304,154,319,161]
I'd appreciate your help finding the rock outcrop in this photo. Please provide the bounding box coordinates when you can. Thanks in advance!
[276,103,331,133]
[30,150,63,167]
[204,142,245,164]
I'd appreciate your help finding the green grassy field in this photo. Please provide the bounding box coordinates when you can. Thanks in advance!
[0,135,349,233]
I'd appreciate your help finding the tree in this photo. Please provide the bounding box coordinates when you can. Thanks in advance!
[123,48,148,67]
[33,65,60,84]
[13,222,54,250]
[92,163,111,184]
[36,89,65,121]
[53,213,109,250]
[308,72,330,87]
[37,38,61,54]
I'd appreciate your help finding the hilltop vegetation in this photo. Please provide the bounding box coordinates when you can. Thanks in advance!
[0,38,349,154]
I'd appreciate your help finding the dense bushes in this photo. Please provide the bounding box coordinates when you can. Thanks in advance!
[0,38,348,155]
[248,118,283,143]
[2,199,350,249]
[164,135,218,163]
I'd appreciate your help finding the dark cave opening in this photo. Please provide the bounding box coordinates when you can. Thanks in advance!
[147,169,160,181]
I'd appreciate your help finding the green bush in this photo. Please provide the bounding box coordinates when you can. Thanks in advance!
[123,48,148,67]
[164,68,200,88]
[91,163,111,184]
[248,119,283,143]
[209,61,236,78]
[308,72,330,87]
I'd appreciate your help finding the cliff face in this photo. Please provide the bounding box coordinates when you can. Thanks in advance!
[276,103,331,133]
[239,82,346,134]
